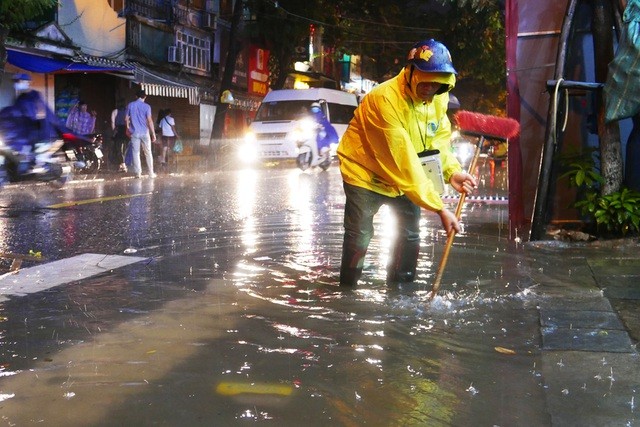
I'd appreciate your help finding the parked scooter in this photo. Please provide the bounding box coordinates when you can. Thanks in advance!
[61,132,104,173]
[0,136,73,188]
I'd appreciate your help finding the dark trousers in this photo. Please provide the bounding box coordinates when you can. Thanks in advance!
[113,126,128,166]
[340,182,421,286]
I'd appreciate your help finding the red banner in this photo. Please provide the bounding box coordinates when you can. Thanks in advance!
[248,45,269,96]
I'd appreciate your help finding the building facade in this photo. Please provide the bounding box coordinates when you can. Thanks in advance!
[2,0,367,150]
[2,0,241,150]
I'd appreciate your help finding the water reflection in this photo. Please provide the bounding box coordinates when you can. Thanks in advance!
[288,171,315,262]
[3,166,633,425]
[236,169,258,253]
[126,178,153,249]
[217,166,546,423]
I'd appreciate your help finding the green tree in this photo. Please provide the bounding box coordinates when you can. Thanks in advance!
[245,0,327,89]
[241,0,506,110]
[407,0,506,113]
[0,0,57,85]
[327,0,407,81]
[314,0,507,112]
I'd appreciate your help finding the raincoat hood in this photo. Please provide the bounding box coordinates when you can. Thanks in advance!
[404,66,456,103]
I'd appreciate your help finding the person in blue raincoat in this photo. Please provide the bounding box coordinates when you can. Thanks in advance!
[0,73,67,167]
[309,102,339,155]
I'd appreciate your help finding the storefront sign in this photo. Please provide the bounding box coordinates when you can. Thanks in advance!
[248,46,269,97]
[232,48,248,90]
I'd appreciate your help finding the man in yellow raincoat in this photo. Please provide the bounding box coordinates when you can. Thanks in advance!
[337,39,477,286]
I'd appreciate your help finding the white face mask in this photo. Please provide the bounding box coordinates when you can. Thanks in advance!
[14,81,30,92]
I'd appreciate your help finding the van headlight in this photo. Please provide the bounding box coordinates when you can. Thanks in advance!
[244,131,257,145]
[239,131,259,163]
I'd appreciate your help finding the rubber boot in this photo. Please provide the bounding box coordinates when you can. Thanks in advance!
[339,267,363,287]
[339,232,369,287]
[386,237,420,284]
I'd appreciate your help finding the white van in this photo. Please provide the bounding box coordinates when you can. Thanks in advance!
[242,88,358,161]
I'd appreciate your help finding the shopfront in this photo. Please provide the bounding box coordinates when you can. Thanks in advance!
[5,46,135,134]
[54,73,132,134]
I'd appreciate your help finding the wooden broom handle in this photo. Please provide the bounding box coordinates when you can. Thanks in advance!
[429,136,485,300]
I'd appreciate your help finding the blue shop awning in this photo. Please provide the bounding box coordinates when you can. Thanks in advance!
[7,49,134,74]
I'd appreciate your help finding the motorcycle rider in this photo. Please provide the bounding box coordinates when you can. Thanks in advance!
[0,73,67,172]
[309,102,338,159]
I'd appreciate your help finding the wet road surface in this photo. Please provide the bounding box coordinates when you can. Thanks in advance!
[0,160,638,426]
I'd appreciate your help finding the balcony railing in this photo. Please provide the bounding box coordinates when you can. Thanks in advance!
[126,0,173,22]
[125,0,213,29]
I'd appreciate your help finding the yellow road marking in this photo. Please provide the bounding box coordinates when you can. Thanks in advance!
[47,193,152,209]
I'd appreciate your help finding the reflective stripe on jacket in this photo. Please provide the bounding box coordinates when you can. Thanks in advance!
[337,68,461,212]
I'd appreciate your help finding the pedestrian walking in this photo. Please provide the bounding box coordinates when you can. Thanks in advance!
[158,108,179,171]
[111,98,129,173]
[336,39,477,287]
[125,89,157,178]
[66,100,96,136]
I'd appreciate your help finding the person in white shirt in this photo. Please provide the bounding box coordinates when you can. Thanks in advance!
[158,108,179,169]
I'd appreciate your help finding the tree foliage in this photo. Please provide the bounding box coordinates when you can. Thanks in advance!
[245,0,325,88]
[418,0,507,113]
[0,0,57,30]
[320,0,407,80]
[242,0,506,112]
[0,0,57,85]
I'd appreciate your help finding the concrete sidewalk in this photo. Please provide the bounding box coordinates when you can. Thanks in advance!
[526,238,640,425]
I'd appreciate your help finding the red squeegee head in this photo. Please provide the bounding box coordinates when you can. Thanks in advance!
[454,110,520,141]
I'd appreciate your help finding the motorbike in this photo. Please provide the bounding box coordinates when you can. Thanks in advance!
[293,117,332,171]
[61,132,104,173]
[0,136,73,188]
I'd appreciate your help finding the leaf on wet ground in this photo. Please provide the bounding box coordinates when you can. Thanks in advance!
[494,346,516,355]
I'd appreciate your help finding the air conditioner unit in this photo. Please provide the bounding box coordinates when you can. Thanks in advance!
[205,0,219,13]
[168,46,183,64]
[203,13,217,30]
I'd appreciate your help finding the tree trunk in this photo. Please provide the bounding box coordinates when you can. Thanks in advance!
[210,0,244,149]
[272,49,293,90]
[0,28,9,87]
[593,0,623,195]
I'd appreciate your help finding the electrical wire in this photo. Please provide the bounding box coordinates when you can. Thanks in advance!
[259,0,438,37]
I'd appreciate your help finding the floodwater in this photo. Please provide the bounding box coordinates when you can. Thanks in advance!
[0,158,614,425]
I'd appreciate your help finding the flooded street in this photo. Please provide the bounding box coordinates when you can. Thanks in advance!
[0,160,638,426]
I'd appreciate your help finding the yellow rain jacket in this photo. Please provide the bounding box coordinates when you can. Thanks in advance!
[337,67,461,212]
